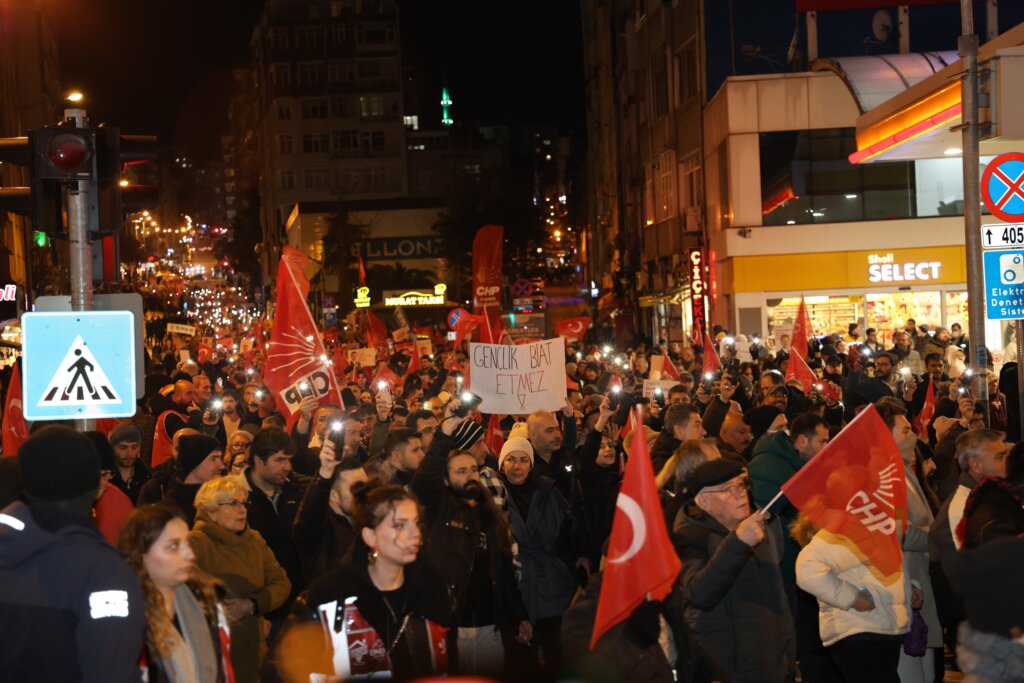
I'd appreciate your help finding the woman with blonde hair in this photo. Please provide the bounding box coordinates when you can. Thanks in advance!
[189,475,290,683]
[118,504,234,683]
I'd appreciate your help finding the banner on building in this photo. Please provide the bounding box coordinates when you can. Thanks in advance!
[468,338,566,415]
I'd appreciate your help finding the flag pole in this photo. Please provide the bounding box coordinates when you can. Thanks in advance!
[760,489,786,517]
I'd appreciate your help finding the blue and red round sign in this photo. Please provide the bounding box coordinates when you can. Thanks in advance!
[982,152,1024,223]
[447,307,469,331]
[512,279,533,299]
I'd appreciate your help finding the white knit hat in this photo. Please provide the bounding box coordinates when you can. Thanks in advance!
[498,436,534,470]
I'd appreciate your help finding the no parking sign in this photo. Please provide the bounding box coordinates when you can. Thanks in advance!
[982,152,1024,223]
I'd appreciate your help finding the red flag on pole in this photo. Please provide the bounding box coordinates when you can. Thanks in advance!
[660,355,681,381]
[485,414,504,457]
[2,363,28,456]
[591,407,682,649]
[555,317,591,342]
[472,225,504,319]
[777,405,906,576]
[264,247,341,428]
[702,331,722,374]
[785,350,816,394]
[358,255,367,287]
[913,377,935,435]
[791,296,811,359]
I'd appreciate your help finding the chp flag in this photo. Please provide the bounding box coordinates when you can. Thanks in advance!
[774,405,906,576]
[472,225,504,317]
[591,406,682,648]
[264,247,341,426]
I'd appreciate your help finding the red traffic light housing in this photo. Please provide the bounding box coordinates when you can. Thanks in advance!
[30,125,97,181]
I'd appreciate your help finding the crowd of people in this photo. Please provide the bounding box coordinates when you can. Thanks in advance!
[0,319,1022,683]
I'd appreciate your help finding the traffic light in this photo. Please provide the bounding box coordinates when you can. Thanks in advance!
[0,121,157,237]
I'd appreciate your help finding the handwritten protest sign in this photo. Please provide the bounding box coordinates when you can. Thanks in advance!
[642,379,680,400]
[469,338,567,414]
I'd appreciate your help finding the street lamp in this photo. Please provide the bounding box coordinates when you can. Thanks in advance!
[65,91,84,103]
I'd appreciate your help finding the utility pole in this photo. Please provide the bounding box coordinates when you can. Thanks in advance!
[959,0,989,422]
[65,107,95,432]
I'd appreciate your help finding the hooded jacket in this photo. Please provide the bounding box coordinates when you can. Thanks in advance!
[0,502,146,682]
[748,430,806,582]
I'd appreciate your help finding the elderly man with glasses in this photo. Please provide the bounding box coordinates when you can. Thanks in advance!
[671,459,795,683]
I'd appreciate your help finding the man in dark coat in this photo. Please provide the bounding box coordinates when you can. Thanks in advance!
[672,459,794,683]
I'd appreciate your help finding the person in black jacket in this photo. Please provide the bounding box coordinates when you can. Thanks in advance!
[269,483,454,682]
[244,427,305,627]
[577,398,623,563]
[0,426,146,681]
[291,439,368,583]
[411,403,532,677]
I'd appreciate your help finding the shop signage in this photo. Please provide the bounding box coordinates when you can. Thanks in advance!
[353,286,372,309]
[866,253,941,283]
[383,283,447,307]
[688,248,707,340]
[358,236,443,261]
[982,249,1024,320]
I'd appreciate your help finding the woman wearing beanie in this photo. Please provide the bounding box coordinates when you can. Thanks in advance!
[119,504,234,683]
[160,434,225,527]
[498,433,580,679]
[189,476,290,683]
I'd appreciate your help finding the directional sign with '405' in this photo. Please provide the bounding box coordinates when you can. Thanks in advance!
[981,223,1024,250]
[22,311,137,420]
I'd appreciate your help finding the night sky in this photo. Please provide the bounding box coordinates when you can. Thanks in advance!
[55,0,585,161]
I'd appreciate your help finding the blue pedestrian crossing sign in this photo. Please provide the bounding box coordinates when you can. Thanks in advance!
[22,311,137,420]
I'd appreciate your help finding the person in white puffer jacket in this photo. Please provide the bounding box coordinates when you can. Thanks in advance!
[797,526,913,683]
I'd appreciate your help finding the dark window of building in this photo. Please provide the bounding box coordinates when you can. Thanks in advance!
[302,133,330,154]
[678,41,698,103]
[652,60,668,119]
[760,128,915,225]
[301,98,329,119]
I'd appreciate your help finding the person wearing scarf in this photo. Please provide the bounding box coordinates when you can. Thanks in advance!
[119,504,234,683]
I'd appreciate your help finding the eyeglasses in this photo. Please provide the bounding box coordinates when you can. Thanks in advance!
[703,478,752,497]
[218,498,250,508]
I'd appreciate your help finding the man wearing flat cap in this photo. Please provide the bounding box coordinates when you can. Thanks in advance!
[672,459,794,683]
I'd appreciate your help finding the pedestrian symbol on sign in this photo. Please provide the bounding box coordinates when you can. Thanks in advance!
[38,335,121,406]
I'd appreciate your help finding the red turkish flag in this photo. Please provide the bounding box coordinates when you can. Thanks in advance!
[592,406,682,648]
[2,363,28,456]
[454,313,485,348]
[660,355,681,381]
[791,296,811,359]
[556,317,591,342]
[779,405,907,576]
[264,247,340,426]
[913,377,935,435]
[485,414,504,457]
[702,331,722,374]
[785,350,816,393]
[363,310,389,351]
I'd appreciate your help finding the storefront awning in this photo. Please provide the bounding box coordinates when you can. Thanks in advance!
[812,52,957,114]
[846,22,1024,164]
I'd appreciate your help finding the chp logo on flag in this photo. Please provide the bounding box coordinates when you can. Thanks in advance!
[279,369,336,414]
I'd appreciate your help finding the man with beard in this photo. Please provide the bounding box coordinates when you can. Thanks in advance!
[379,428,424,489]
[108,422,150,504]
[412,401,531,677]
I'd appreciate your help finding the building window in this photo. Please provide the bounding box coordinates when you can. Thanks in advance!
[302,133,330,154]
[327,24,349,45]
[361,131,385,151]
[370,166,387,188]
[356,61,383,78]
[281,170,295,189]
[654,150,677,222]
[359,0,384,14]
[679,152,702,209]
[295,26,321,49]
[331,1,355,17]
[278,135,294,155]
[403,115,419,130]
[344,168,362,190]
[676,40,698,104]
[330,95,355,117]
[268,28,289,49]
[332,130,358,153]
[328,61,354,82]
[278,103,291,120]
[356,24,395,45]
[296,62,324,85]
[301,97,329,119]
[304,168,331,189]
[271,63,291,86]
[652,59,669,119]
[359,95,384,118]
